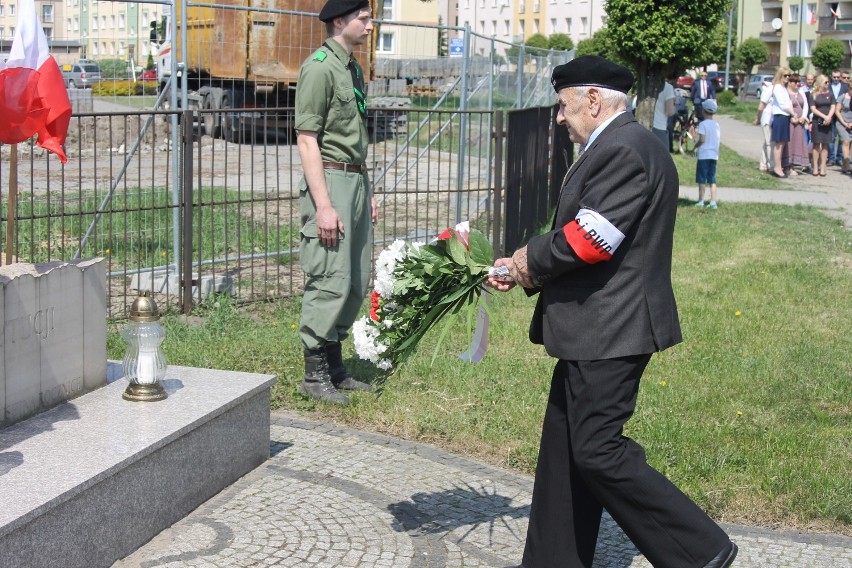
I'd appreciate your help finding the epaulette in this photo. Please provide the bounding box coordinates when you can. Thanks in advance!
[312,49,328,62]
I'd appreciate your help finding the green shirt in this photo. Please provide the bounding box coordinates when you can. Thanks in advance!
[295,38,368,165]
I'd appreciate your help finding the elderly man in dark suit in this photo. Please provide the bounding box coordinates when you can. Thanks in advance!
[487,56,737,568]
[691,70,716,121]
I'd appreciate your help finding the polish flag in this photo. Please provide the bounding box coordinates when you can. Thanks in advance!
[0,0,71,163]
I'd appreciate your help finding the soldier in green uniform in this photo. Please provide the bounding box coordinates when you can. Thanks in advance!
[295,0,378,404]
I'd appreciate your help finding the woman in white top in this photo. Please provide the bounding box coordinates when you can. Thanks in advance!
[770,67,795,178]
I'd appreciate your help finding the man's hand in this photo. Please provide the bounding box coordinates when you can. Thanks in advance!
[509,246,534,288]
[316,204,344,247]
[485,257,517,292]
[371,195,379,226]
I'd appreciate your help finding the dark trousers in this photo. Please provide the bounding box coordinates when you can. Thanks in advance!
[522,356,729,568]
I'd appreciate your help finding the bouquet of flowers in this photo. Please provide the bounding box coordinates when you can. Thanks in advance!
[353,222,495,370]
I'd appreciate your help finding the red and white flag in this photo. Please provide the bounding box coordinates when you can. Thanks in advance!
[0,0,71,163]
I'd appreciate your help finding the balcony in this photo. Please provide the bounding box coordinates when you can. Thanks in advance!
[761,21,782,34]
[819,16,852,31]
[767,52,781,67]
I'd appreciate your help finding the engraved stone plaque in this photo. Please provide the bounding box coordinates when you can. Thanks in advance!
[0,259,106,428]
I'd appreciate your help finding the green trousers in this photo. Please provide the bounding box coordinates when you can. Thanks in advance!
[298,169,371,350]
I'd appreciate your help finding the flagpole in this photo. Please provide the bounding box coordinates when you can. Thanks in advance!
[5,143,17,265]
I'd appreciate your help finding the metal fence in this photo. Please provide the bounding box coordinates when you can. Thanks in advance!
[0,1,573,320]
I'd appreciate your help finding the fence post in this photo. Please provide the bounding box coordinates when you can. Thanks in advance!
[455,24,471,223]
[492,110,504,257]
[180,110,194,314]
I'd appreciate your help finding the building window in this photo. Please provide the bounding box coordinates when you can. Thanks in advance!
[92,43,98,55]
[519,19,525,36]
[109,42,115,55]
[580,17,588,34]
[74,16,78,31]
[377,31,393,52]
[0,6,4,16]
[142,43,148,56]
[382,0,393,20]
[492,20,497,35]
[119,14,125,29]
[0,27,4,38]
[42,4,52,23]
[519,1,525,13]
[789,4,799,23]
[119,40,125,55]
[533,19,540,33]
[806,3,816,24]
[504,19,510,35]
[43,27,52,40]
[92,17,97,30]
[566,18,572,33]
[804,39,814,56]
[66,18,71,31]
[550,18,557,33]
[101,16,106,28]
[788,40,799,57]
[110,15,115,29]
[9,4,15,16]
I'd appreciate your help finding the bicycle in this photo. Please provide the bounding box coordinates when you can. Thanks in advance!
[672,108,699,156]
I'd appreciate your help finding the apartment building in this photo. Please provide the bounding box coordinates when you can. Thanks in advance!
[0,0,161,68]
[455,0,606,56]
[377,0,441,58]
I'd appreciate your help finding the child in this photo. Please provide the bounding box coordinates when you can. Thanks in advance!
[694,98,721,209]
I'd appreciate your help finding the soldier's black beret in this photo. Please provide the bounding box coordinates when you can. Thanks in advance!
[318,0,371,22]
[551,55,634,94]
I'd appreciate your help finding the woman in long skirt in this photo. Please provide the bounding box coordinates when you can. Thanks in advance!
[782,74,810,175]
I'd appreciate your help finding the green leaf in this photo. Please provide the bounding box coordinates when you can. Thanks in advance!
[447,236,468,265]
[467,229,493,267]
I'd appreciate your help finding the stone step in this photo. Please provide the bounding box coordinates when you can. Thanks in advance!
[0,363,276,568]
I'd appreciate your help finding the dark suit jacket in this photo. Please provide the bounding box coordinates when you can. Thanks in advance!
[525,112,683,360]
[830,81,849,104]
[691,79,716,104]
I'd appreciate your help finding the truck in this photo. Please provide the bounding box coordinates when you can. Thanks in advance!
[152,0,378,142]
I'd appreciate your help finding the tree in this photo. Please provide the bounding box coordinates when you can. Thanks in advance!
[811,39,846,74]
[98,58,132,80]
[788,55,804,73]
[548,33,574,52]
[604,0,730,129]
[146,53,155,71]
[576,28,619,62]
[734,37,768,99]
[524,33,550,57]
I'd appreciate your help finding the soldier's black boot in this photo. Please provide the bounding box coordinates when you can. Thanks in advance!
[324,342,373,392]
[298,349,349,405]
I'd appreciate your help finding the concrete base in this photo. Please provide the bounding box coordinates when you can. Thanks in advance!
[0,362,276,568]
[130,269,233,298]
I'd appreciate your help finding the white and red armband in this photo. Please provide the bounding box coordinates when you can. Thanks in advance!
[562,208,625,264]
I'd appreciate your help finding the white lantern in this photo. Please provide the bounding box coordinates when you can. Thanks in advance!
[121,292,168,402]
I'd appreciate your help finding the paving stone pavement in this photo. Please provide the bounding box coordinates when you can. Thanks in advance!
[114,412,852,568]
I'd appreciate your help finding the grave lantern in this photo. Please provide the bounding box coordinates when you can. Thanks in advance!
[121,292,168,402]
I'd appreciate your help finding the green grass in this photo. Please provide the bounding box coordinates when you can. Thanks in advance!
[107,201,852,534]
[672,144,785,190]
[718,96,761,124]
[4,188,294,265]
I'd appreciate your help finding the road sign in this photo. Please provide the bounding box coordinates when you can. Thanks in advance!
[449,38,463,57]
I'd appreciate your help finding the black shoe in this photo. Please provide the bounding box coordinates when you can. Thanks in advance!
[324,342,374,392]
[703,541,738,568]
[299,349,349,405]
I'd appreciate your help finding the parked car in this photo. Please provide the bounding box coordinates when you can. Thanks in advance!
[706,71,739,94]
[745,74,775,97]
[676,75,694,89]
[138,69,157,81]
[61,62,102,88]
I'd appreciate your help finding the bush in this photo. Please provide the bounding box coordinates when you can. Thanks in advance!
[717,89,736,106]
[92,80,158,96]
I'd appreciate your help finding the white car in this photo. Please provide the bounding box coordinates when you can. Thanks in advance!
[745,74,775,97]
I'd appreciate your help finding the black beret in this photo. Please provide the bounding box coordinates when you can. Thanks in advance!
[319,0,370,22]
[551,55,634,94]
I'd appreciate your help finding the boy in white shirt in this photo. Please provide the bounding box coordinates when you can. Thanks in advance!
[694,99,721,209]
